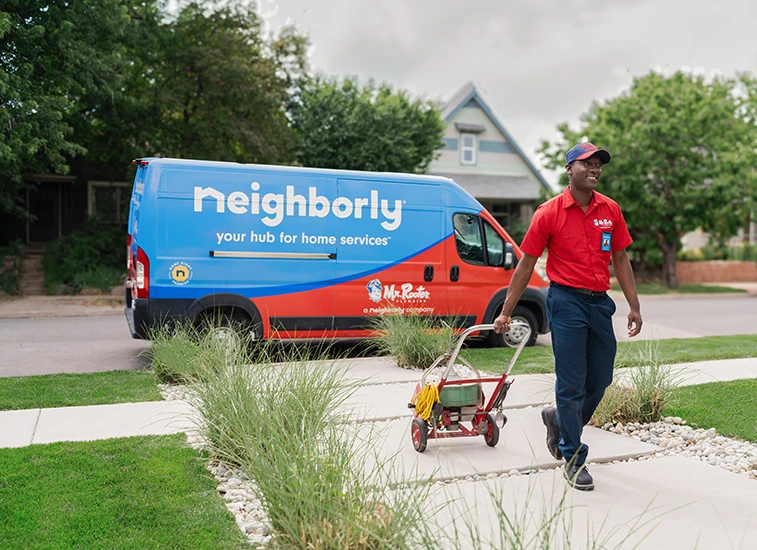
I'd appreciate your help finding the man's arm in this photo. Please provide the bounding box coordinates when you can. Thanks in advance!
[493,253,538,334]
[611,248,642,337]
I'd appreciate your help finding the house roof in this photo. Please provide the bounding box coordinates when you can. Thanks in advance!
[432,173,541,200]
[440,81,551,191]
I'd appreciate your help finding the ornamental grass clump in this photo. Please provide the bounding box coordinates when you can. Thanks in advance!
[145,319,256,384]
[368,312,455,369]
[189,338,432,549]
[591,340,683,427]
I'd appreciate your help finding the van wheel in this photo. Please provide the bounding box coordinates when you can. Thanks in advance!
[488,305,538,348]
[199,310,253,352]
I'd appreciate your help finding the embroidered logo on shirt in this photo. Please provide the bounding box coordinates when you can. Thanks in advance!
[593,218,613,229]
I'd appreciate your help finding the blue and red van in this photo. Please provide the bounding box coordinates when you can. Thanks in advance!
[125,158,548,346]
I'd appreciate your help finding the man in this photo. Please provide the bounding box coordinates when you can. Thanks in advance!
[494,142,642,491]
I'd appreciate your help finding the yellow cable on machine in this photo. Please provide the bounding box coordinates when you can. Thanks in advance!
[412,383,439,421]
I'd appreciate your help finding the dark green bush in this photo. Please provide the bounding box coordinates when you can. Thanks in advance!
[0,240,25,295]
[42,218,125,294]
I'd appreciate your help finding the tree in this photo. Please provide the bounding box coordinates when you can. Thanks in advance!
[0,0,130,217]
[72,0,309,179]
[290,76,446,173]
[540,71,757,288]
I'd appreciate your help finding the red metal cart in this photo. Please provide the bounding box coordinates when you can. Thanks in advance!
[408,322,531,452]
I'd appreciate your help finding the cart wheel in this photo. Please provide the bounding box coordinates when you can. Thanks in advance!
[484,414,500,447]
[411,418,428,453]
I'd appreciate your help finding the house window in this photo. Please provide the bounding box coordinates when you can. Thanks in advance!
[460,133,477,165]
[88,181,131,224]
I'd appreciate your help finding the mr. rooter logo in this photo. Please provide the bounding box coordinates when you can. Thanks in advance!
[366,278,430,304]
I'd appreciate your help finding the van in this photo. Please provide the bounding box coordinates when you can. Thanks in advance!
[125,158,549,346]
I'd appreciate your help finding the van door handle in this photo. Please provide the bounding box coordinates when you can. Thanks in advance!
[424,265,434,282]
[450,265,459,282]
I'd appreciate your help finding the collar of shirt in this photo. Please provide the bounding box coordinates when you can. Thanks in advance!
[559,185,609,214]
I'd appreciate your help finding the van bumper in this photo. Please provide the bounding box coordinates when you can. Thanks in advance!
[125,298,194,339]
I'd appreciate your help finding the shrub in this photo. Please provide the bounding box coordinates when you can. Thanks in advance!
[591,341,682,426]
[676,248,704,262]
[0,240,25,295]
[41,217,125,294]
[368,312,455,369]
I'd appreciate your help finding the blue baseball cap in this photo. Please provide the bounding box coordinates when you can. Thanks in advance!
[565,142,611,165]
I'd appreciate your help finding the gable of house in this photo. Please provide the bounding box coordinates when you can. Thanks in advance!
[429,82,550,201]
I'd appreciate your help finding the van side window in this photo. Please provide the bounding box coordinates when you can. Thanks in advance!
[453,213,484,265]
[453,213,505,267]
[483,221,504,267]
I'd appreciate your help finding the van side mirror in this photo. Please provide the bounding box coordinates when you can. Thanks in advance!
[503,243,518,270]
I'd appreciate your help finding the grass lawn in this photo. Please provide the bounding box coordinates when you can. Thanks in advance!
[463,334,757,374]
[665,379,757,442]
[611,282,746,294]
[0,434,247,550]
[0,370,162,411]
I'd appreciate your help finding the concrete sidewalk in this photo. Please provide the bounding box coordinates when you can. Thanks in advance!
[2,356,756,548]
[0,295,124,319]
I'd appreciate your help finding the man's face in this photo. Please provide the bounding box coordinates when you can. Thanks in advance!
[566,155,603,191]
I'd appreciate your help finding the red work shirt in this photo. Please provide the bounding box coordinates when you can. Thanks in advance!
[520,186,633,291]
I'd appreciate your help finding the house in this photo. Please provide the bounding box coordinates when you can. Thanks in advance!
[427,82,552,234]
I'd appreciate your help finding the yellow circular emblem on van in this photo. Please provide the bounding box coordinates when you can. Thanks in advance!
[169,261,193,285]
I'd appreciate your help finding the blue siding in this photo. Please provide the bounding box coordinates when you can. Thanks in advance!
[442,138,458,151]
[479,141,514,154]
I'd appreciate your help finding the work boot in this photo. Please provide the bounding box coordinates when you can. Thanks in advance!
[563,462,594,491]
[541,406,563,459]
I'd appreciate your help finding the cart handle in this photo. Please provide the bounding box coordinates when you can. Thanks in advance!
[440,322,531,381]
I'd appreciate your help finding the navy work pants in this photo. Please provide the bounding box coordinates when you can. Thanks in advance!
[547,284,617,467]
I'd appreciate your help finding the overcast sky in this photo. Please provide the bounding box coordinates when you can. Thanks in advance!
[259,0,757,186]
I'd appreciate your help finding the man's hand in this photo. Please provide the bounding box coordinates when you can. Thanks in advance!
[493,314,512,334]
[628,309,642,338]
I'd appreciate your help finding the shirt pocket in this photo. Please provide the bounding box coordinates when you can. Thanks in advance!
[550,233,584,263]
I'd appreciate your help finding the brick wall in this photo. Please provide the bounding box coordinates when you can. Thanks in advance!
[676,261,757,283]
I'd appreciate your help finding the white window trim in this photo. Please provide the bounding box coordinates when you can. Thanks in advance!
[88,180,130,222]
[460,132,477,165]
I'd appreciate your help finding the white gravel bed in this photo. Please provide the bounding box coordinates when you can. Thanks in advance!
[599,416,757,480]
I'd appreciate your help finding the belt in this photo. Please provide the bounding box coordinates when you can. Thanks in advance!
[550,282,607,298]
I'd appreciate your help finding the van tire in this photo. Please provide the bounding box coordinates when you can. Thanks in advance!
[197,308,258,346]
[487,305,538,348]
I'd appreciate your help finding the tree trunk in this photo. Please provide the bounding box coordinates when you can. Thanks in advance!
[659,240,678,289]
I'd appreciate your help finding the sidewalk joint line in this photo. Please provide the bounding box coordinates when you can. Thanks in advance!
[30,408,42,445]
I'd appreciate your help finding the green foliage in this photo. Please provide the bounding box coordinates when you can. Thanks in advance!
[369,313,455,369]
[0,239,24,295]
[2,0,310,215]
[539,70,757,288]
[41,218,125,293]
[591,341,683,426]
[0,0,129,217]
[145,320,259,384]
[0,435,247,549]
[678,243,756,261]
[291,76,446,173]
[127,1,307,165]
